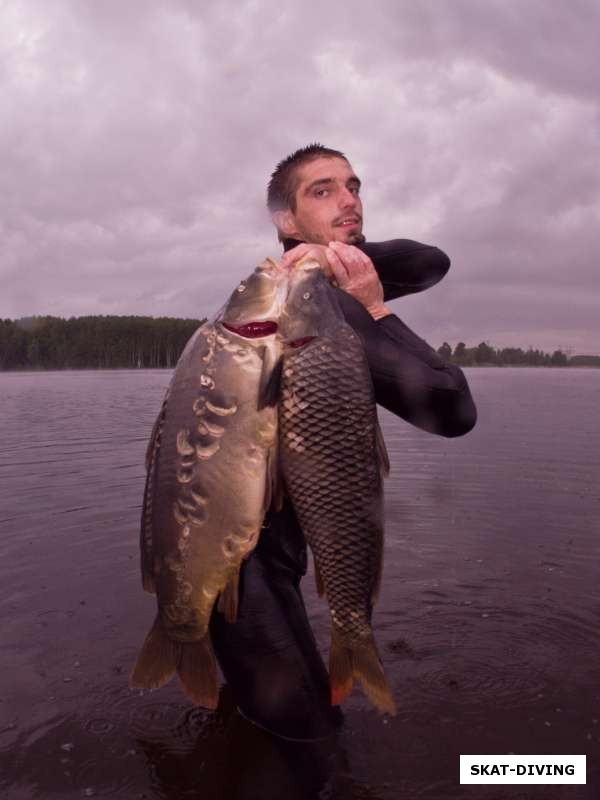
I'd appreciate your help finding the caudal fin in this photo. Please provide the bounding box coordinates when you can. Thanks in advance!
[130,616,219,709]
[177,635,219,709]
[329,629,396,716]
[130,615,179,690]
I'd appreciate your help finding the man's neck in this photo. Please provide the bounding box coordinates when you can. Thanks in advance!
[281,235,366,252]
[282,237,304,252]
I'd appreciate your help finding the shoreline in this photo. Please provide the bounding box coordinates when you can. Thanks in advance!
[1,364,599,374]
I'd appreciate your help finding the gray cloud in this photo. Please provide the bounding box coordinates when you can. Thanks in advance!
[1,0,598,353]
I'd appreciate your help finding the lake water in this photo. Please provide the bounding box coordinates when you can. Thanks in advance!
[0,368,599,799]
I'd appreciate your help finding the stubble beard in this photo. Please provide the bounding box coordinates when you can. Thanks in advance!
[345,231,366,245]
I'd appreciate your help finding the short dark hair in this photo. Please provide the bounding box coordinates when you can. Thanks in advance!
[267,143,347,213]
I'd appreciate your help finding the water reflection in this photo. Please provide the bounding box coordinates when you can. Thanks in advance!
[1,368,600,799]
[0,684,383,799]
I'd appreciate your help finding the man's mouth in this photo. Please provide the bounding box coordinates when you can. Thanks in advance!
[335,217,361,228]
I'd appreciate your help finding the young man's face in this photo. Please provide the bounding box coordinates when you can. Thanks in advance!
[276,156,364,245]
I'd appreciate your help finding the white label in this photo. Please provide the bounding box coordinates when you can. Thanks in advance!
[460,755,586,784]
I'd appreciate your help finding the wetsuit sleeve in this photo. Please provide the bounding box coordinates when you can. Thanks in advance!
[282,236,450,301]
[335,291,477,438]
[357,239,451,301]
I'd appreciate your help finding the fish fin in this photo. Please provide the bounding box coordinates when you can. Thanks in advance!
[329,629,396,715]
[329,629,354,706]
[273,482,284,513]
[375,419,390,478]
[352,635,396,716]
[140,393,169,593]
[370,527,384,607]
[145,391,169,471]
[263,446,273,512]
[371,423,387,605]
[129,615,180,690]
[217,570,240,623]
[140,463,157,594]
[371,558,383,607]
[264,439,284,514]
[257,353,283,410]
[314,556,325,597]
[177,636,219,709]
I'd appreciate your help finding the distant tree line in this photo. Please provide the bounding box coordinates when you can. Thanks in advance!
[0,317,598,370]
[436,341,600,367]
[0,316,204,370]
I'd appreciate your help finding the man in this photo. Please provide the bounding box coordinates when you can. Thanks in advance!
[209,144,476,794]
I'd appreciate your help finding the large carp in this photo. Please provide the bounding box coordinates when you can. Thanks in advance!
[130,259,287,708]
[278,260,396,715]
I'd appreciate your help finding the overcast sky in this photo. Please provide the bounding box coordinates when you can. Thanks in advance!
[2,0,598,353]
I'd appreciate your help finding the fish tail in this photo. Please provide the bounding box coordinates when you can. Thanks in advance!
[329,630,354,705]
[129,614,180,690]
[329,628,396,716]
[177,635,219,709]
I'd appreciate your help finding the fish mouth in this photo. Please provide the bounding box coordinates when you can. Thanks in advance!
[222,321,278,338]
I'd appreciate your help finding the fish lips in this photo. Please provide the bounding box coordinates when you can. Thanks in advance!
[221,320,315,348]
[222,320,278,338]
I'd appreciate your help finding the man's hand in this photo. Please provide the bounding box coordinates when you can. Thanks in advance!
[280,243,333,276]
[326,241,392,321]
[280,241,392,320]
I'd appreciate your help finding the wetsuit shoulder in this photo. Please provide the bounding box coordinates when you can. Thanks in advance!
[356,239,450,301]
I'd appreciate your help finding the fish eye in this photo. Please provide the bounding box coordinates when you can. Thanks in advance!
[237,283,247,293]
[302,291,311,300]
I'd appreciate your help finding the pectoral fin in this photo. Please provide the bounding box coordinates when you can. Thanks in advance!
[257,351,283,410]
[264,436,284,514]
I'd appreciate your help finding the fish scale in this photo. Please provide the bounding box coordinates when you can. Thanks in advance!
[278,273,395,715]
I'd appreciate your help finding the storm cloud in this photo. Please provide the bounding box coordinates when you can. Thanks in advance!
[1,0,598,353]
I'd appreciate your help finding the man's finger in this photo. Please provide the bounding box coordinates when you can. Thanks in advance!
[326,247,349,287]
[330,241,374,276]
[281,243,331,272]
[281,244,309,267]
[328,241,365,276]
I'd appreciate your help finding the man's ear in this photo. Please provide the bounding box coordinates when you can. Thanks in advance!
[271,209,298,238]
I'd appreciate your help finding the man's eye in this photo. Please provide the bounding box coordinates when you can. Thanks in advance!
[315,189,329,197]
[349,186,360,195]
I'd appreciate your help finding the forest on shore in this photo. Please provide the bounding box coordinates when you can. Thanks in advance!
[0,316,203,370]
[0,315,598,370]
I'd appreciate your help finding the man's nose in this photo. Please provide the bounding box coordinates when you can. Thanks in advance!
[339,187,358,209]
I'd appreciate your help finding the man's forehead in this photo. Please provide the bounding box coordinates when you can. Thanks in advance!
[296,156,358,185]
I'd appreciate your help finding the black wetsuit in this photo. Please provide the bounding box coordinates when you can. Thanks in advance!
[210,237,477,745]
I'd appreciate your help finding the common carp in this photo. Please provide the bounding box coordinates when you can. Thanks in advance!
[130,259,287,707]
[278,259,396,715]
